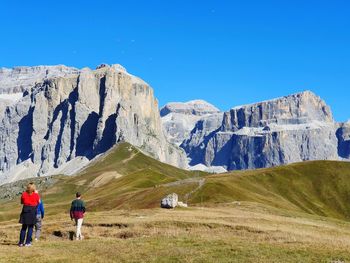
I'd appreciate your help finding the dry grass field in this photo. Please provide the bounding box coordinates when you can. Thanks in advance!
[1,203,350,262]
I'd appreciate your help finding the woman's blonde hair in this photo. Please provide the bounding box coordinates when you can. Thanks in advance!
[26,182,36,194]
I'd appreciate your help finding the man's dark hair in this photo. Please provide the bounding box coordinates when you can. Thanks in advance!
[76,192,81,198]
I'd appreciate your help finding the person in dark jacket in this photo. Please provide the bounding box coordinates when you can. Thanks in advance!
[19,183,40,247]
[34,191,44,241]
[70,192,86,240]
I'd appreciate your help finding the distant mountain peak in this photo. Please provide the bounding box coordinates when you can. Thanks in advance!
[96,63,127,72]
[229,90,333,127]
[160,100,220,117]
[0,64,146,95]
[232,90,322,109]
[0,65,79,95]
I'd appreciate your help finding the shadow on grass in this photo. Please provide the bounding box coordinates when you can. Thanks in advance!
[0,241,18,246]
[52,230,75,240]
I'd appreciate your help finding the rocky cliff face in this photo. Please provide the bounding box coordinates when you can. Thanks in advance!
[0,64,186,184]
[161,100,222,146]
[221,91,333,131]
[162,91,348,171]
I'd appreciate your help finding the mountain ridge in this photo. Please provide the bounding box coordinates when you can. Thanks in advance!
[161,90,349,172]
[0,64,186,185]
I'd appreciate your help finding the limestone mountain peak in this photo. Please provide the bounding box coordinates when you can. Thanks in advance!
[0,63,186,184]
[160,100,220,117]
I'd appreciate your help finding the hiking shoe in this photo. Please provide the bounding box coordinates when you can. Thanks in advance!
[25,243,32,247]
[18,244,24,247]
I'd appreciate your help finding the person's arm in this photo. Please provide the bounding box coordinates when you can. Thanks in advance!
[20,193,24,205]
[40,202,45,219]
[82,201,86,214]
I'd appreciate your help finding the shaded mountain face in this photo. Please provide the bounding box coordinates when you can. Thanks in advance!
[337,121,350,159]
[162,91,349,171]
[0,64,186,184]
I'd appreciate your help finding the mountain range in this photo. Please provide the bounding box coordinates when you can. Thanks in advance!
[162,91,350,172]
[0,64,349,184]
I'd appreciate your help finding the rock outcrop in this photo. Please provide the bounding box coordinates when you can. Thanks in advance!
[161,193,178,208]
[163,91,349,171]
[0,64,186,184]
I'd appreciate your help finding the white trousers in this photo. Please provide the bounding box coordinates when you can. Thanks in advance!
[75,218,83,240]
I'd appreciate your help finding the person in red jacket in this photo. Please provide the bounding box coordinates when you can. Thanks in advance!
[18,182,40,247]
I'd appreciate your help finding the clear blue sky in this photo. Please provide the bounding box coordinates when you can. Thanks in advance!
[1,1,349,121]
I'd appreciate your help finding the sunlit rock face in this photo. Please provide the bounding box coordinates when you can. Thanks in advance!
[163,91,346,171]
[221,91,333,131]
[0,64,186,184]
[160,100,222,146]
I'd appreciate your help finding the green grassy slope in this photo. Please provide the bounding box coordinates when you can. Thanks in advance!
[0,143,203,220]
[191,161,350,219]
[1,142,350,221]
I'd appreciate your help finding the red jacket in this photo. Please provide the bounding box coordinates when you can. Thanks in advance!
[21,192,40,207]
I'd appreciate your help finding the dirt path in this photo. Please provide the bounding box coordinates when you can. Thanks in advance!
[122,151,139,164]
[163,177,204,187]
[163,177,206,202]
[184,178,205,201]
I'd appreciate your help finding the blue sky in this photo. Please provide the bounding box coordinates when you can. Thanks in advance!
[1,0,349,121]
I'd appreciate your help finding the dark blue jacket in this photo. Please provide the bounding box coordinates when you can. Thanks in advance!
[36,200,44,218]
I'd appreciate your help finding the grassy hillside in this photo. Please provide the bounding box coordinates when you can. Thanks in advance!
[1,143,350,221]
[192,161,350,219]
[0,143,204,220]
